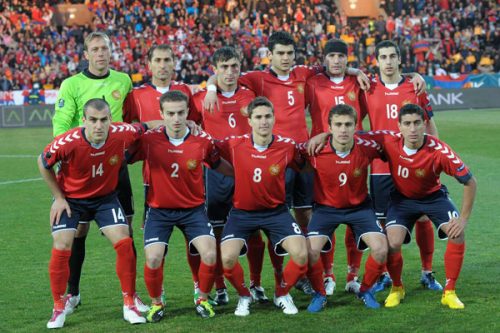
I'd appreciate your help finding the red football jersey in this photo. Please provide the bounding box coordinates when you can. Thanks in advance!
[191,87,255,139]
[239,66,321,142]
[41,123,145,199]
[123,82,194,122]
[127,129,220,209]
[123,81,194,187]
[217,134,303,210]
[308,134,383,208]
[362,76,433,175]
[369,132,472,199]
[306,74,366,136]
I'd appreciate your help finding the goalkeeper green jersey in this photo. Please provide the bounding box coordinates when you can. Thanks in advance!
[52,69,132,136]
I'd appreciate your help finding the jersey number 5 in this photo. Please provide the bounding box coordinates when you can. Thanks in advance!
[288,91,295,106]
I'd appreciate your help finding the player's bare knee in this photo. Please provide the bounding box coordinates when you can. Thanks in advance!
[370,245,387,263]
[145,253,163,269]
[221,253,237,269]
[200,249,217,265]
[307,249,321,265]
[290,249,308,266]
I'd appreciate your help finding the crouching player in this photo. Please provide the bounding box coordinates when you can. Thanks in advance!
[38,99,148,328]
[126,91,233,321]
[304,104,388,311]
[218,97,308,316]
[369,104,476,309]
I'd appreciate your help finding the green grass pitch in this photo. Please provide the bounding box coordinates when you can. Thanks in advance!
[0,109,499,332]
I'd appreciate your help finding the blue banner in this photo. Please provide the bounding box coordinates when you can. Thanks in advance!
[424,74,500,89]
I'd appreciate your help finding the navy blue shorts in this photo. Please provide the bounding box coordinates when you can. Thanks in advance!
[386,186,458,244]
[116,161,134,217]
[285,168,313,209]
[369,174,394,221]
[205,167,234,228]
[143,205,215,255]
[307,199,384,251]
[221,205,304,256]
[51,193,128,233]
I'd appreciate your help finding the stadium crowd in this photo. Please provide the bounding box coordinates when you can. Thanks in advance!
[0,0,498,91]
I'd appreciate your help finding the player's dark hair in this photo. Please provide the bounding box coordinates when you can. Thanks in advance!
[268,31,295,52]
[328,104,358,125]
[147,44,174,62]
[83,98,110,117]
[247,96,274,118]
[84,32,112,51]
[213,46,240,66]
[398,103,425,122]
[159,90,188,111]
[375,40,401,59]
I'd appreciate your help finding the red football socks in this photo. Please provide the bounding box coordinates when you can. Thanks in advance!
[360,255,385,292]
[114,237,136,298]
[49,248,71,310]
[267,240,284,289]
[444,242,465,291]
[198,261,216,295]
[144,264,163,299]
[223,262,251,297]
[386,252,403,287]
[345,226,362,281]
[415,219,435,271]
[247,232,265,287]
[307,259,326,296]
[186,241,200,286]
[276,259,308,296]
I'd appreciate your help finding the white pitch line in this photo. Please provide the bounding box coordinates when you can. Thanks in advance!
[0,155,38,158]
[0,177,43,185]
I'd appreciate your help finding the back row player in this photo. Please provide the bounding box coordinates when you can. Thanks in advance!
[51,32,148,315]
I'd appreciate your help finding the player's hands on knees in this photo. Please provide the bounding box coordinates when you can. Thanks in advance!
[203,91,219,113]
[307,133,329,156]
[447,217,467,239]
[50,197,71,226]
[356,71,370,91]
[410,73,426,95]
[186,120,202,135]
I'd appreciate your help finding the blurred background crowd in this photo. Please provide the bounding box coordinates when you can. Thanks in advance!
[0,0,498,91]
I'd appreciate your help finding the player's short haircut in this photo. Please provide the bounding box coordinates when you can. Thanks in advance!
[247,96,274,118]
[375,40,400,59]
[268,31,295,52]
[159,90,188,111]
[398,103,425,122]
[84,32,112,51]
[213,46,240,66]
[328,104,358,125]
[83,98,110,117]
[147,44,174,62]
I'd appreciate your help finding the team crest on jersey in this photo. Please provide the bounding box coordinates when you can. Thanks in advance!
[353,168,362,177]
[347,91,356,101]
[111,90,121,100]
[109,154,119,166]
[415,168,426,177]
[401,99,412,106]
[58,98,64,108]
[297,84,304,94]
[187,159,198,170]
[269,164,281,176]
